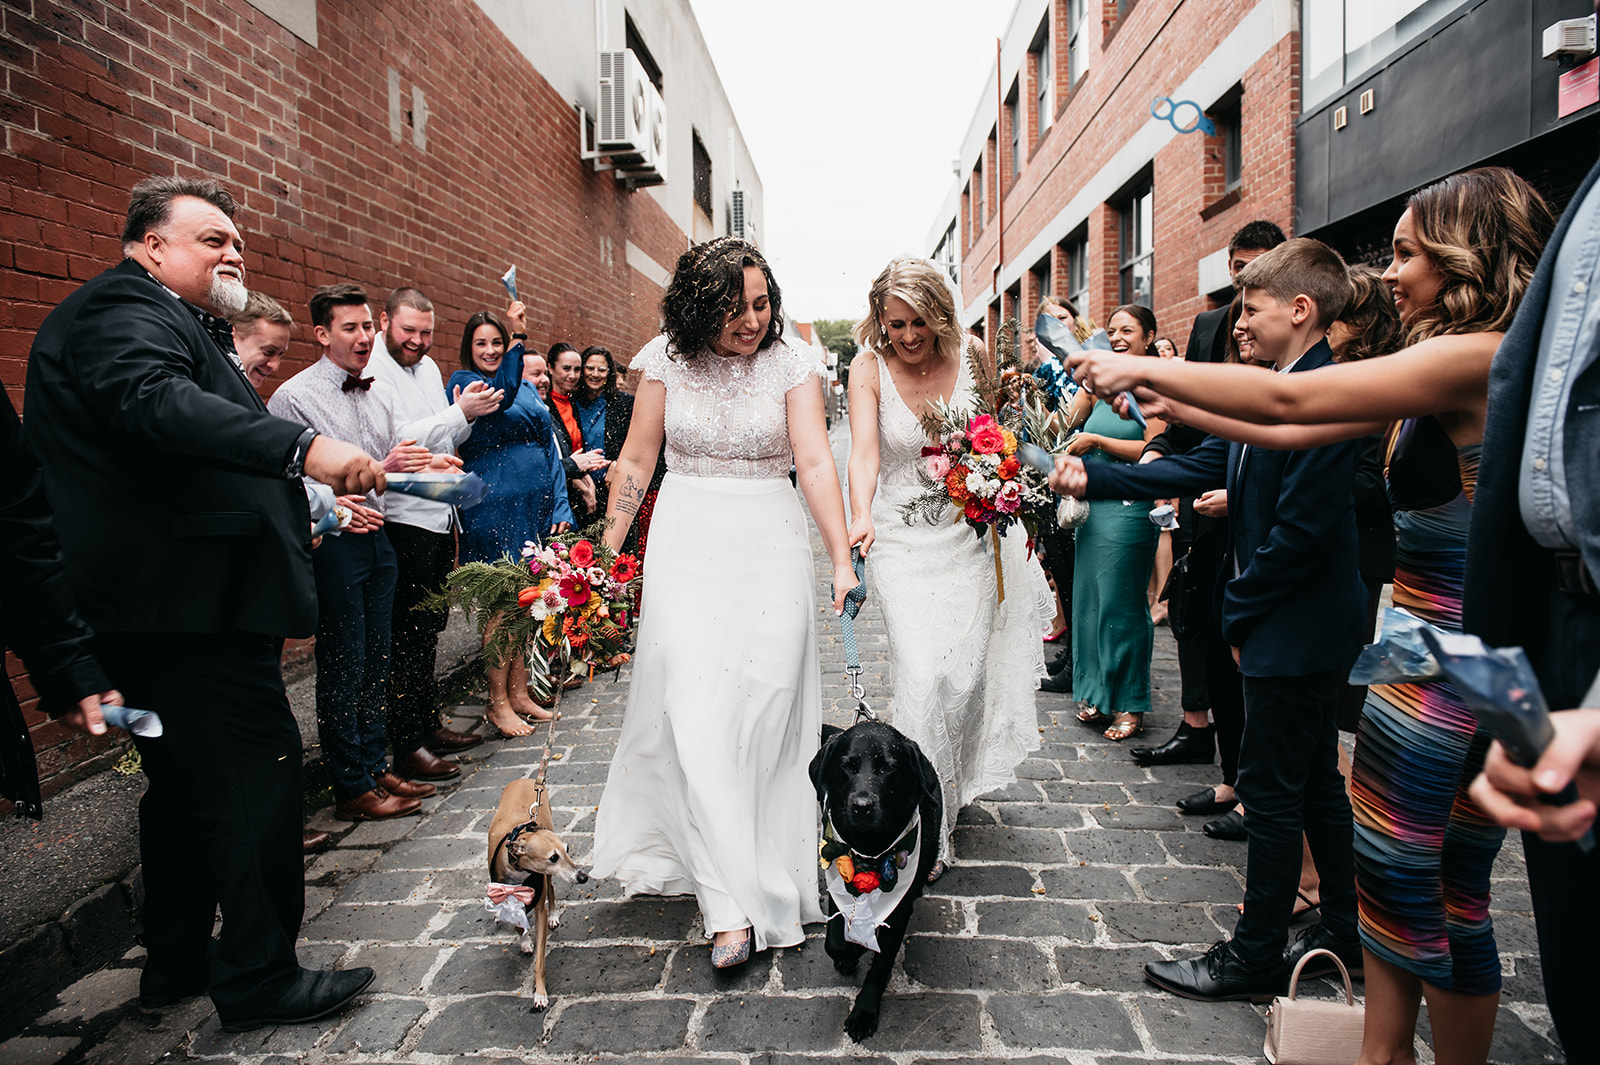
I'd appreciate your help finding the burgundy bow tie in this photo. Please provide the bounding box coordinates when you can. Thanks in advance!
[341,375,374,392]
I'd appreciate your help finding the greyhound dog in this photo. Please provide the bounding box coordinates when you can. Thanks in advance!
[486,778,589,1009]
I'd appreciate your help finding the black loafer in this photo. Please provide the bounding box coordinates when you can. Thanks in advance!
[1202,809,1247,841]
[218,966,375,1032]
[1144,940,1286,1003]
[1131,724,1216,766]
[1284,923,1364,980]
[1176,787,1238,816]
[1039,671,1072,695]
[1046,651,1070,676]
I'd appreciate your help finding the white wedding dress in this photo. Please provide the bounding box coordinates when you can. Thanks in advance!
[592,335,826,952]
[865,350,1050,862]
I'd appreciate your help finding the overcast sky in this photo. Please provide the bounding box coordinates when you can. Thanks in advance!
[685,0,1012,324]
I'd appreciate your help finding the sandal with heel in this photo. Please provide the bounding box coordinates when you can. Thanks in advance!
[1103,712,1143,741]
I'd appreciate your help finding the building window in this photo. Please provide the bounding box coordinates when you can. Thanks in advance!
[962,184,973,248]
[692,132,713,220]
[1118,182,1154,308]
[974,159,985,230]
[985,127,997,216]
[1067,0,1087,87]
[1007,83,1020,180]
[1206,87,1243,199]
[1302,0,1472,109]
[934,221,959,286]
[624,13,664,92]
[1032,20,1053,138]
[1060,230,1089,317]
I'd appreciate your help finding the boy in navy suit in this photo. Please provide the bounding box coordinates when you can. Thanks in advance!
[1052,239,1367,1000]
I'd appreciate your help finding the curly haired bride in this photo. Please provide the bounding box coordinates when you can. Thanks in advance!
[846,257,1050,881]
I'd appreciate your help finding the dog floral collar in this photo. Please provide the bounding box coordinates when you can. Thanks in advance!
[821,810,922,952]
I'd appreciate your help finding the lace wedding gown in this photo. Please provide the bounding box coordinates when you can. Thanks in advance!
[592,336,826,952]
[866,350,1050,861]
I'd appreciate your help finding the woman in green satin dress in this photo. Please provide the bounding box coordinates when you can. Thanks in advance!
[1062,305,1168,741]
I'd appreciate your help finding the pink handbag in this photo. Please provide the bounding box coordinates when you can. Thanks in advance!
[1263,948,1365,1065]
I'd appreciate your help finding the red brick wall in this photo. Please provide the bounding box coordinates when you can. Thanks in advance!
[0,0,696,807]
[961,0,1298,344]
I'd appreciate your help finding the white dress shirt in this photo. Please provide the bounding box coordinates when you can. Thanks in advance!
[367,335,474,533]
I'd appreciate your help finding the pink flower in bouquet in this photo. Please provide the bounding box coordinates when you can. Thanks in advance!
[558,573,590,606]
[995,481,1023,514]
[569,540,596,567]
[542,587,565,610]
[615,610,631,629]
[527,558,543,577]
[924,453,951,481]
[968,416,1007,455]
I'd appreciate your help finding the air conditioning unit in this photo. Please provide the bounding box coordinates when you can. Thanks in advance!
[596,49,666,186]
[1544,14,1597,59]
[730,189,746,238]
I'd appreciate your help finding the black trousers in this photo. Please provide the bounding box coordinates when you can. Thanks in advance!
[1203,629,1246,788]
[1039,527,1074,642]
[1524,587,1600,1062]
[96,631,303,1018]
[1231,668,1359,967]
[385,522,454,753]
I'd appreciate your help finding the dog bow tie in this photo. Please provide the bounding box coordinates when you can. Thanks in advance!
[486,883,537,905]
[341,375,374,392]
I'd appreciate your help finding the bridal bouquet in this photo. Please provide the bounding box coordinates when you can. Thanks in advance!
[433,525,642,704]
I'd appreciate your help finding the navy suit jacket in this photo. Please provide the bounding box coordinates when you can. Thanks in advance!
[1082,339,1366,678]
[1466,155,1600,662]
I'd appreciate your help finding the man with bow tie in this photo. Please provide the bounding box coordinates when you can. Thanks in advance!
[268,283,457,822]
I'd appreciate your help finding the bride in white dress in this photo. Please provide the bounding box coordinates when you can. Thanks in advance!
[595,238,857,968]
[846,258,1050,876]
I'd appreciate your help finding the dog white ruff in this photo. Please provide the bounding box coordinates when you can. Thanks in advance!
[824,809,922,953]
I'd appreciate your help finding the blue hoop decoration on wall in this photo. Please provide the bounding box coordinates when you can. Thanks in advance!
[1150,96,1216,136]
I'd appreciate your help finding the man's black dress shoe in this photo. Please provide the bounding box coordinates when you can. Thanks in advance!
[1131,723,1216,766]
[1284,923,1364,980]
[1145,940,1286,1002]
[1202,809,1247,841]
[1039,671,1072,694]
[1176,787,1237,816]
[1046,650,1069,676]
[218,966,375,1032]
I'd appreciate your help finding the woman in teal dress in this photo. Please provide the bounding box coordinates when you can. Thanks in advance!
[1062,305,1167,741]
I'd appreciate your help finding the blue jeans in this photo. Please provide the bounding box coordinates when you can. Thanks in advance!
[1231,669,1359,968]
[312,529,398,799]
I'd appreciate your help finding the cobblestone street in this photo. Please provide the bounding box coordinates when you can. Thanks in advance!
[3,429,1565,1065]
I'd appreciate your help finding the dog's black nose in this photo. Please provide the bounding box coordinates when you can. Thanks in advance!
[850,794,875,814]
[576,870,589,883]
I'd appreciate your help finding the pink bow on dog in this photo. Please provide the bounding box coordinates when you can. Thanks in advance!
[487,883,537,906]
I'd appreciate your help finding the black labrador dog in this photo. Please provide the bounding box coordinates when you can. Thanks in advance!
[809,720,943,1042]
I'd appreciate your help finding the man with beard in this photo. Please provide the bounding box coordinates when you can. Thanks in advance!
[25,176,384,1029]
[367,286,501,779]
[269,283,455,822]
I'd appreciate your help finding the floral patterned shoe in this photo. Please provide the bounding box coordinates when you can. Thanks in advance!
[710,928,752,969]
[1103,712,1144,741]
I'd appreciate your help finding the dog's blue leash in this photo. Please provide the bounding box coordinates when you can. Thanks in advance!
[833,547,873,723]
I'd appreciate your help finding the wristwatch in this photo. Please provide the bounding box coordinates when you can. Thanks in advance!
[511,332,528,340]
[284,427,318,478]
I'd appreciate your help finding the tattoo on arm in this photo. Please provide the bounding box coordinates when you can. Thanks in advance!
[615,474,645,518]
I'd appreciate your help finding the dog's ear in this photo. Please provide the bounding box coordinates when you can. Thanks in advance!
[809,726,844,794]
[905,738,944,812]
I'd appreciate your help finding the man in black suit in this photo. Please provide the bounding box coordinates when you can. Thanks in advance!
[24,176,383,1031]
[1053,240,1366,1000]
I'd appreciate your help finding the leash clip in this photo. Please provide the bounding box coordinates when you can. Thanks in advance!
[846,666,875,722]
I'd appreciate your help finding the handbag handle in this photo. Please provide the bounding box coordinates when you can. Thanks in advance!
[1285,947,1356,1006]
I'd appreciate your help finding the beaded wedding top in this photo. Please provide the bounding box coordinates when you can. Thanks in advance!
[634,335,823,480]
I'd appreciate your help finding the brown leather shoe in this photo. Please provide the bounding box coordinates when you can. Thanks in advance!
[394,745,461,782]
[426,726,483,754]
[302,829,332,853]
[375,770,436,799]
[334,787,421,821]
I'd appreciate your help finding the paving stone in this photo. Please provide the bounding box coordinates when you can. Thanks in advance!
[955,804,996,825]
[699,995,849,1052]
[37,967,140,1024]
[1037,865,1137,901]
[1134,866,1244,903]
[855,992,984,1051]
[973,781,1044,802]
[542,943,669,994]
[80,999,211,1065]
[1136,994,1267,1056]
[995,803,1084,829]
[435,905,501,940]
[950,826,1068,864]
[901,937,1053,991]
[541,997,694,1054]
[752,1055,895,1065]
[413,995,547,1054]
[1415,1001,1565,1064]
[430,942,540,994]
[306,848,381,879]
[905,896,964,934]
[1096,902,1223,945]
[927,863,1037,898]
[986,991,1141,1051]
[353,944,447,994]
[1055,946,1152,991]
[555,896,703,941]
[0,1037,80,1064]
[1039,782,1129,805]
[1156,832,1246,867]
[544,783,605,807]
[976,900,1096,940]
[301,903,442,943]
[773,939,876,991]
[371,837,483,872]
[1095,1058,1234,1065]
[1087,804,1186,831]
[330,997,426,1054]
[341,818,419,847]
[1059,758,1150,783]
[1064,829,1169,866]
[338,871,435,904]
[1491,912,1541,955]
[423,869,491,902]
[1014,758,1063,780]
